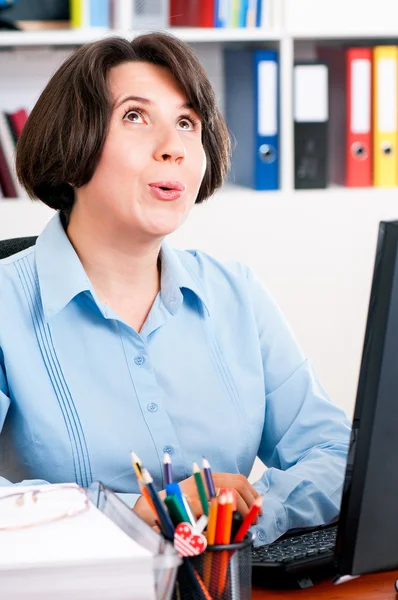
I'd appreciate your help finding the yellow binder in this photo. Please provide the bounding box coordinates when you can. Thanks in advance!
[70,0,83,29]
[373,46,398,187]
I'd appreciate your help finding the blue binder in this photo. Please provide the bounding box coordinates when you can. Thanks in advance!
[224,48,279,190]
[90,0,109,27]
[215,0,228,28]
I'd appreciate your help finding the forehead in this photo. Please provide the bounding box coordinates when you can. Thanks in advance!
[108,61,187,103]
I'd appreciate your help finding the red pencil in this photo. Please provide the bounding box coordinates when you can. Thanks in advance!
[214,493,227,545]
[233,496,263,543]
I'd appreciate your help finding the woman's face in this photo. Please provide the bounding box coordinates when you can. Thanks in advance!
[76,61,207,242]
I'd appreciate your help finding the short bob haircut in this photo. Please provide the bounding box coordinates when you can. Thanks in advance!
[16,33,231,216]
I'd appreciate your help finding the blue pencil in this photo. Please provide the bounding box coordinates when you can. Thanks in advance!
[141,468,175,541]
[163,451,173,486]
[202,457,216,499]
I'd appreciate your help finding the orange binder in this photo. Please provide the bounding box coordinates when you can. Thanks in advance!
[346,48,372,187]
[373,46,398,187]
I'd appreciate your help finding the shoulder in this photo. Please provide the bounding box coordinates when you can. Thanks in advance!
[171,246,287,325]
[0,246,37,291]
[174,247,250,290]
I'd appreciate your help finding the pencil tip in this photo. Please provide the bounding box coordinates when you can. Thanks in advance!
[192,461,200,473]
[131,451,140,463]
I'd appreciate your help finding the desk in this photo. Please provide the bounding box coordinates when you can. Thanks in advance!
[252,571,398,599]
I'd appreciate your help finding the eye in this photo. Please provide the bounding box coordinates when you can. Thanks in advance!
[123,109,146,123]
[177,115,199,131]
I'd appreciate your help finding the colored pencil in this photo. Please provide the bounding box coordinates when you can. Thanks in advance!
[214,492,227,545]
[130,451,143,479]
[141,468,175,541]
[137,478,158,517]
[163,451,173,486]
[233,495,263,543]
[202,457,216,498]
[219,491,235,595]
[182,494,196,527]
[193,462,209,516]
[130,452,157,516]
[223,490,234,544]
[163,494,188,526]
[206,497,218,545]
[165,482,190,522]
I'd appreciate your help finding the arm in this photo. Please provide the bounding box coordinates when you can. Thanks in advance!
[246,268,351,545]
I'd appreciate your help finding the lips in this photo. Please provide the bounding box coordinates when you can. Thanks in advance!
[149,181,185,192]
[148,181,185,201]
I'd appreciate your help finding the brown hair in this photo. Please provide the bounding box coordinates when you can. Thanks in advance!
[16,33,231,215]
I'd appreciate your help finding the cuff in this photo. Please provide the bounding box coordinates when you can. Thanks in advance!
[251,493,288,546]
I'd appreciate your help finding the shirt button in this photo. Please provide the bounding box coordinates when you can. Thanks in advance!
[147,403,158,413]
[134,356,145,366]
[163,445,174,455]
[257,529,266,541]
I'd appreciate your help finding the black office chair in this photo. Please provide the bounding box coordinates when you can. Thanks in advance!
[0,237,37,260]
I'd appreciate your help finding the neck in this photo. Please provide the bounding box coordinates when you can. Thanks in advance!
[65,205,161,303]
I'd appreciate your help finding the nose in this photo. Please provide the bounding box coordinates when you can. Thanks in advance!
[154,124,186,165]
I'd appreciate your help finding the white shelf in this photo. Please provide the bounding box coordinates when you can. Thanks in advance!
[3,184,398,205]
[0,27,281,48]
[285,0,398,39]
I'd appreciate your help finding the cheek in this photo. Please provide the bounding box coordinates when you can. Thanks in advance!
[95,135,146,181]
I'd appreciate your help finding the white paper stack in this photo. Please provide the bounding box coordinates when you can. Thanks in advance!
[0,485,156,600]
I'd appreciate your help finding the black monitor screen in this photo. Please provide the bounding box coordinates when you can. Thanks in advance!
[335,220,398,576]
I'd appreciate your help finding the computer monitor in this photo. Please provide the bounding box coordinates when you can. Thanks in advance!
[334,220,398,578]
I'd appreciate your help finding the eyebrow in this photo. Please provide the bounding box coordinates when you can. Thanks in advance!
[114,95,194,111]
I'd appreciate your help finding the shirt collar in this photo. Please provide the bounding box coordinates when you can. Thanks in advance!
[160,241,210,316]
[36,213,210,322]
[36,213,96,322]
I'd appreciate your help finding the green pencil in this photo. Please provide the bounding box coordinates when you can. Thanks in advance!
[193,462,209,516]
[164,494,190,525]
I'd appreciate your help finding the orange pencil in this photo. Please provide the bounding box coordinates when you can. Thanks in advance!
[206,497,218,545]
[204,497,218,590]
[233,495,263,543]
[219,491,234,596]
[138,478,158,518]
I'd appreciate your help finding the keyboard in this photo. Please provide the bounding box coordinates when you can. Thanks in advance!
[251,524,338,589]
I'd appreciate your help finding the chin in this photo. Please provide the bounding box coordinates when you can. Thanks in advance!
[145,215,187,237]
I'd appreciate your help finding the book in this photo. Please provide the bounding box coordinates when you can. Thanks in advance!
[0,484,156,599]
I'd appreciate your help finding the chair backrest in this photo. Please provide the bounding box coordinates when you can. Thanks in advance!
[0,237,37,260]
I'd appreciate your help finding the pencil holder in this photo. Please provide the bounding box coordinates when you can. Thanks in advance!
[172,532,253,600]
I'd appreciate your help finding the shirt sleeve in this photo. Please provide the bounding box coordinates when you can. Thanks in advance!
[245,267,352,546]
[0,350,49,487]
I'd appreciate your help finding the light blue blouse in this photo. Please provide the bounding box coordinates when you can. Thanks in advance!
[0,213,351,545]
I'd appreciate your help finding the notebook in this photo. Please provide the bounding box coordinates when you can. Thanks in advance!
[0,484,156,600]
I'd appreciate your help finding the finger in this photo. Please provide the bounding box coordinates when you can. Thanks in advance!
[229,475,263,516]
[231,475,257,511]
[235,493,251,518]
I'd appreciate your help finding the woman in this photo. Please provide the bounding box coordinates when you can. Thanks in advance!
[0,33,350,545]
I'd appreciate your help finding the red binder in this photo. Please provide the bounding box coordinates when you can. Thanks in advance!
[8,108,28,138]
[346,48,372,187]
[169,0,214,27]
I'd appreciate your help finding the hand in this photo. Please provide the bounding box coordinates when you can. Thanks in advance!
[133,472,262,527]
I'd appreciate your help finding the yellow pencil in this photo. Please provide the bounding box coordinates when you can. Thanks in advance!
[130,451,143,480]
[131,452,157,517]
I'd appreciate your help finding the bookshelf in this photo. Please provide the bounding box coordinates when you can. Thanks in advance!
[1,0,398,420]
